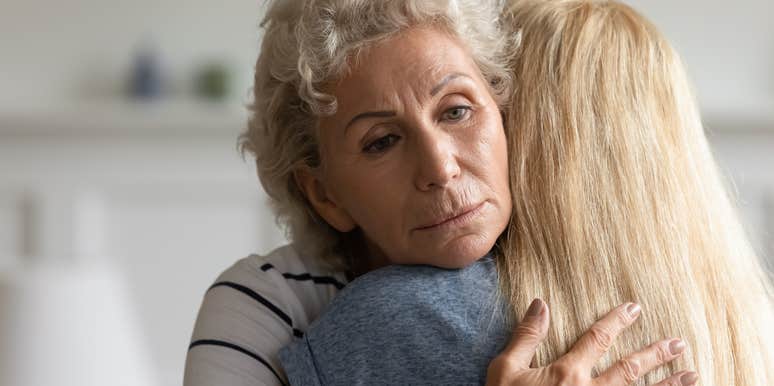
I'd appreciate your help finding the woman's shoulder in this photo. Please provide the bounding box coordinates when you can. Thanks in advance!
[184,243,348,386]
[278,254,507,386]
[200,243,348,331]
[332,254,497,303]
[222,243,344,281]
[308,254,501,332]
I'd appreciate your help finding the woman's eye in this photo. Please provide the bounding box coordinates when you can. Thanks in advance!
[363,134,400,154]
[442,106,471,121]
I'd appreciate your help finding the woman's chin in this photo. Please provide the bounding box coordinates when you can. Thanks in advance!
[414,233,495,269]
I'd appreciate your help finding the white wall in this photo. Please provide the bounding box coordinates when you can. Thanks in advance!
[0,0,262,108]
[0,133,289,386]
[626,0,774,110]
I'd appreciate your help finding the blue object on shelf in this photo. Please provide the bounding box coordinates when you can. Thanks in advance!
[129,46,162,100]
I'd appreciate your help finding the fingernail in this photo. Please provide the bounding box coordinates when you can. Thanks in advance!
[526,298,543,317]
[669,339,686,355]
[626,302,641,318]
[680,371,698,385]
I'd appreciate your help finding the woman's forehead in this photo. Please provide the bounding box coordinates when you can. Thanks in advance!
[329,27,483,111]
[352,27,474,82]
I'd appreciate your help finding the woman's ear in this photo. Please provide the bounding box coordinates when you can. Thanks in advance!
[294,167,356,232]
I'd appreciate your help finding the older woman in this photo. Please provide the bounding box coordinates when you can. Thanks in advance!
[184,0,772,385]
[184,1,519,383]
[185,0,511,385]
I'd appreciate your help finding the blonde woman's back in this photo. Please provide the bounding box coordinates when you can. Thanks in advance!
[497,1,774,384]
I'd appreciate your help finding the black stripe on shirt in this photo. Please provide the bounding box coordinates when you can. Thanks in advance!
[208,281,294,327]
[260,263,346,290]
[188,339,288,386]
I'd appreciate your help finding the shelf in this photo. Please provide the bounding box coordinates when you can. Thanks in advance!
[1,99,771,137]
[701,99,774,134]
[703,112,774,134]
[0,99,248,137]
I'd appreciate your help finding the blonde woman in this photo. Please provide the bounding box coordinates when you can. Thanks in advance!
[495,1,773,384]
[185,1,771,385]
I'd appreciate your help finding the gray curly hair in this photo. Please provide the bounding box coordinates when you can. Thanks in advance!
[238,0,514,270]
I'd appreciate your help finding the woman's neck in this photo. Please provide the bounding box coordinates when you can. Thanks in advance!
[344,233,390,281]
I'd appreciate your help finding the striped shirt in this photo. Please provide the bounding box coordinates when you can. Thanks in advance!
[183,244,348,386]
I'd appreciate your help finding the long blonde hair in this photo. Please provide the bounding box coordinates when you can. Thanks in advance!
[497,1,774,384]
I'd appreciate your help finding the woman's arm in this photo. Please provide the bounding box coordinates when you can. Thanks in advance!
[184,249,345,386]
[184,275,293,386]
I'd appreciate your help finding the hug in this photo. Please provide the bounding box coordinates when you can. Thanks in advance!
[185,1,774,385]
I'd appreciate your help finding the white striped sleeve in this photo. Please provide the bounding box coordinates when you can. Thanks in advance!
[183,245,346,386]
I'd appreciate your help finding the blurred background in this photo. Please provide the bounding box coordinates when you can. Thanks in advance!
[0,0,771,385]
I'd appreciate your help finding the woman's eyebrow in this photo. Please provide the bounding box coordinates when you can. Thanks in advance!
[344,110,396,133]
[343,72,471,134]
[430,72,471,96]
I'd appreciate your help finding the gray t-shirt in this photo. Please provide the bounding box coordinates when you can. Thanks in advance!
[278,254,511,385]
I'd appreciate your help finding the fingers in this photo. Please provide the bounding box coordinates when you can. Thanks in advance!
[653,371,699,386]
[595,338,693,385]
[499,298,550,370]
[563,302,642,369]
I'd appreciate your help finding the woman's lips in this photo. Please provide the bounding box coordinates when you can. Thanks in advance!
[415,202,486,231]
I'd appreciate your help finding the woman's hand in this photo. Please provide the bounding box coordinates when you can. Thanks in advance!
[486,300,699,386]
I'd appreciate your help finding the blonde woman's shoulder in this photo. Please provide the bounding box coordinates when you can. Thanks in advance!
[183,243,348,386]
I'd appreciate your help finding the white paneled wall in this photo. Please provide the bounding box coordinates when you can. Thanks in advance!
[709,129,774,271]
[0,127,288,386]
[767,196,774,266]
[101,182,271,383]
[0,192,23,261]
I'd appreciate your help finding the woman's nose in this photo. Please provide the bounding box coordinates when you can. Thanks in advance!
[413,132,461,191]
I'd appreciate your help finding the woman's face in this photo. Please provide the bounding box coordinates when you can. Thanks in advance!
[299,26,512,269]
